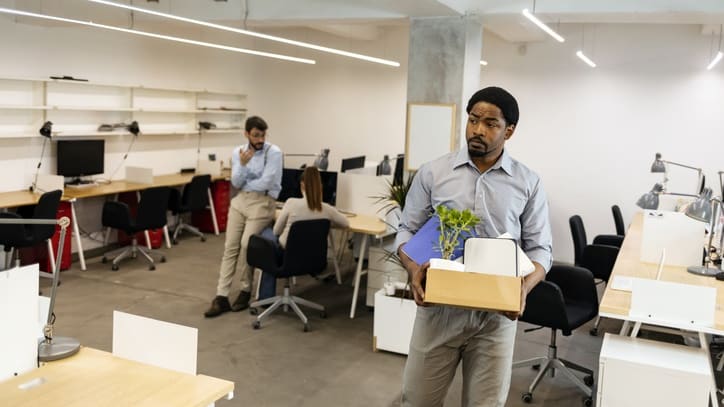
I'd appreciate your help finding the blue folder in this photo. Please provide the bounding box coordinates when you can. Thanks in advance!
[400,216,467,265]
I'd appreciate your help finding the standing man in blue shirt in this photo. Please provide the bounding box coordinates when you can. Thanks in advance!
[396,87,552,406]
[205,116,283,318]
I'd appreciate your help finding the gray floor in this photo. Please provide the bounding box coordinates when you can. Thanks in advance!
[44,232,612,407]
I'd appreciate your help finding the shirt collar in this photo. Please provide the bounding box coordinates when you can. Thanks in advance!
[453,147,513,176]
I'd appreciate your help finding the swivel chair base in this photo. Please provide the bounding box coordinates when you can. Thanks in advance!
[249,281,326,332]
[172,217,205,244]
[102,237,165,271]
[513,330,594,406]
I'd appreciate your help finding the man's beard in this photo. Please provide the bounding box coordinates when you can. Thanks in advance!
[467,137,489,157]
[251,142,264,151]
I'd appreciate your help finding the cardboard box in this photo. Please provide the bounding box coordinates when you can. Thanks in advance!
[424,268,522,313]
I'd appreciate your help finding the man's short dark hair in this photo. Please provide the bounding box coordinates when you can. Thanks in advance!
[466,87,519,126]
[245,116,268,133]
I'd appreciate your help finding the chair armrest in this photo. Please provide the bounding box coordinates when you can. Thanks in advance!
[580,244,619,282]
[0,212,29,248]
[547,265,598,305]
[520,280,567,327]
[593,234,624,248]
[102,201,132,231]
[247,234,280,273]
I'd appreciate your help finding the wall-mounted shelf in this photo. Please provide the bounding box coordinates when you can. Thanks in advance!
[0,77,247,137]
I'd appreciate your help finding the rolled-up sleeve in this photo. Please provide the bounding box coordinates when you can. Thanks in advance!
[520,177,553,271]
[394,166,433,251]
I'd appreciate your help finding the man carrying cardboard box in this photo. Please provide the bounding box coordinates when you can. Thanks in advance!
[396,86,552,407]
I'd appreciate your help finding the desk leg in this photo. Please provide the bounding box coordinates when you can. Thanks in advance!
[162,226,172,249]
[144,231,152,250]
[208,188,219,236]
[70,200,86,271]
[328,234,342,285]
[619,320,631,336]
[349,234,368,319]
[699,332,720,407]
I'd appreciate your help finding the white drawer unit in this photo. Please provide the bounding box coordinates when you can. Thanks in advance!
[373,288,417,355]
[597,333,711,407]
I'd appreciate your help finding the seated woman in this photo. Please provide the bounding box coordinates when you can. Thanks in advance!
[258,166,350,300]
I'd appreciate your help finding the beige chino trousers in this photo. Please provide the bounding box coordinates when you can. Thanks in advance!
[215,191,275,297]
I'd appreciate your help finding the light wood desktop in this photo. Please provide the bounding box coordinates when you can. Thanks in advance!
[0,347,234,407]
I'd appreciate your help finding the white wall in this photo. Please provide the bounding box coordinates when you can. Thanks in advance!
[481,23,724,262]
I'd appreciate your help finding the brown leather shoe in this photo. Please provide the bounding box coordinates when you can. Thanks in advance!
[204,296,231,318]
[231,291,251,312]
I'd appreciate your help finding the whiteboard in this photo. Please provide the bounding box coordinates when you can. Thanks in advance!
[405,103,456,171]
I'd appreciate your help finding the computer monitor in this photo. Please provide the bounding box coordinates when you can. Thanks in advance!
[393,154,405,186]
[278,168,338,206]
[56,139,105,183]
[340,156,365,173]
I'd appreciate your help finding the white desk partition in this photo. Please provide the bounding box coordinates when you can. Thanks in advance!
[112,311,198,375]
[336,173,392,217]
[630,279,716,328]
[125,166,154,184]
[0,265,39,381]
[640,210,702,267]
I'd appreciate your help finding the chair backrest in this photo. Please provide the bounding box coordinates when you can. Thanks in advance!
[612,205,625,236]
[0,212,27,250]
[136,187,171,230]
[30,189,62,240]
[181,175,211,212]
[280,219,330,277]
[569,215,587,266]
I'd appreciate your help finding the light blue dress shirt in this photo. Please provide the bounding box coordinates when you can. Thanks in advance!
[231,142,283,199]
[395,148,553,271]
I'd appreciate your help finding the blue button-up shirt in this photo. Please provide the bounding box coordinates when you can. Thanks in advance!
[395,148,552,271]
[231,142,283,199]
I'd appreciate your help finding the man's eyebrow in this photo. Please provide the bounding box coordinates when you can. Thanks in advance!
[484,117,501,122]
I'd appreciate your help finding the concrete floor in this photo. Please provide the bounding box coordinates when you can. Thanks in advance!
[45,232,614,407]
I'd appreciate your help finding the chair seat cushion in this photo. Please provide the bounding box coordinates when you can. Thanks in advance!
[563,299,597,334]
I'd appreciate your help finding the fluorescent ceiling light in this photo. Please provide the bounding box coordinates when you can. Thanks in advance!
[522,8,565,43]
[0,7,315,64]
[88,0,400,67]
[576,51,596,68]
[707,51,723,70]
[479,60,488,66]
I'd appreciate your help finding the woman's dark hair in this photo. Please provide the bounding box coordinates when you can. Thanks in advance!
[245,116,268,133]
[302,166,323,211]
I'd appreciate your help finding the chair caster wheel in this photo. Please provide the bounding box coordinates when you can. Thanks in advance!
[303,323,310,332]
[249,308,258,316]
[252,321,260,330]
[101,257,108,264]
[522,392,533,403]
[160,256,166,263]
[532,364,540,371]
[320,311,327,319]
[111,264,119,271]
[172,239,178,245]
[149,265,156,271]
[584,375,594,386]
[589,327,599,336]
[583,396,593,406]
[201,236,206,242]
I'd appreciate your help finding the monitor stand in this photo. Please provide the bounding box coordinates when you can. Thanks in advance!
[65,177,94,185]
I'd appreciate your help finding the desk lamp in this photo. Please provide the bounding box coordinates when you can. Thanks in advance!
[636,183,699,210]
[0,216,81,360]
[127,121,140,137]
[650,153,703,194]
[30,121,53,192]
[313,148,330,171]
[684,188,723,276]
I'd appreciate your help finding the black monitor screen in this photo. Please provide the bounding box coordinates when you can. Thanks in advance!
[340,156,365,173]
[393,154,405,186]
[278,168,338,206]
[56,139,105,178]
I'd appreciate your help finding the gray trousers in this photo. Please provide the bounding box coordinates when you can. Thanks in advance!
[402,306,517,407]
[215,191,275,296]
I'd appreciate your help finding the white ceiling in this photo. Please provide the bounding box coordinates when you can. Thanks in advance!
[5,0,724,42]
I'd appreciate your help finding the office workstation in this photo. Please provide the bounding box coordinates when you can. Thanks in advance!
[2,1,724,406]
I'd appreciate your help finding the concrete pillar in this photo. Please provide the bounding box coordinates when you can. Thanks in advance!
[407,16,482,147]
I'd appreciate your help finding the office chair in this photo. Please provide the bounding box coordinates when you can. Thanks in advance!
[612,205,625,236]
[569,215,620,336]
[101,186,170,271]
[169,174,211,244]
[513,265,599,406]
[0,189,62,271]
[247,219,330,332]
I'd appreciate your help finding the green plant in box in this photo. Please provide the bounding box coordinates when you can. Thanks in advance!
[435,205,480,260]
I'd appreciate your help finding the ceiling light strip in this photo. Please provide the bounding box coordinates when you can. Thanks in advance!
[0,7,315,64]
[88,0,400,67]
[479,60,488,66]
[522,8,564,43]
[708,51,723,70]
[575,51,596,68]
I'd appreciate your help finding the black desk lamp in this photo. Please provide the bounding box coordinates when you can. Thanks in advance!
[30,121,53,192]
[106,121,142,181]
[650,152,703,194]
[636,183,699,210]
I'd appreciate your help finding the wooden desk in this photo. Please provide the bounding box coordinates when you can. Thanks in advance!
[0,347,234,407]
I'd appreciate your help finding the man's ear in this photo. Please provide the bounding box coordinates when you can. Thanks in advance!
[504,124,516,140]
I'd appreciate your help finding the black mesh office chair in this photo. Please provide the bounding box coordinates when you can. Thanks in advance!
[513,265,599,406]
[612,205,625,236]
[101,186,170,271]
[0,190,62,270]
[569,215,620,336]
[169,174,211,244]
[247,219,330,332]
